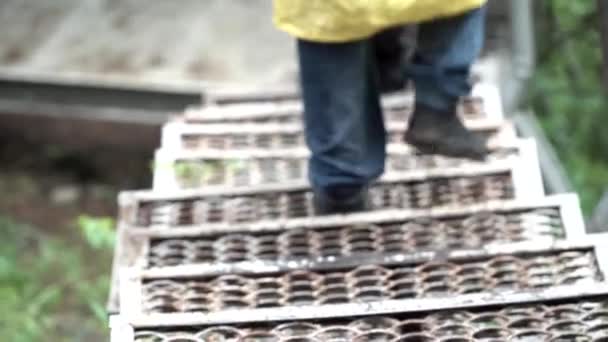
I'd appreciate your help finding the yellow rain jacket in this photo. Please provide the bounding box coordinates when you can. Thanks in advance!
[273,0,487,43]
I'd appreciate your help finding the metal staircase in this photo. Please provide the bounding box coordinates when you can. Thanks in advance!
[107,81,608,341]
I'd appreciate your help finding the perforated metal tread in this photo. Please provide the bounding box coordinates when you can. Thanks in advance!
[116,237,608,328]
[160,119,514,155]
[118,238,608,321]
[152,139,538,191]
[183,92,411,124]
[139,194,582,265]
[118,297,608,341]
[145,208,570,268]
[182,83,503,124]
[110,127,545,317]
[140,249,599,314]
[122,164,536,229]
[108,195,583,315]
[125,299,608,341]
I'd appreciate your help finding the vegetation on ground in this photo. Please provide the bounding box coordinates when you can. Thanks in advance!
[532,0,608,214]
[0,216,114,341]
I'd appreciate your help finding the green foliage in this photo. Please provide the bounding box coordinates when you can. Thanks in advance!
[151,156,250,185]
[0,219,62,341]
[77,215,116,250]
[531,0,608,214]
[173,159,247,184]
[0,216,113,341]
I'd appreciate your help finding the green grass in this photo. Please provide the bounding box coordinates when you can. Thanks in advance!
[0,216,113,341]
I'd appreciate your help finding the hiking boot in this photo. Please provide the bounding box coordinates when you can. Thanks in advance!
[404,104,489,160]
[313,186,370,216]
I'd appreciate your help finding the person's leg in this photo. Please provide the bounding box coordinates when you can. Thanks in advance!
[404,6,488,159]
[373,27,407,93]
[373,26,418,93]
[297,39,386,214]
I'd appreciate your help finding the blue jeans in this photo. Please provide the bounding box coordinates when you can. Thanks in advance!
[298,7,486,194]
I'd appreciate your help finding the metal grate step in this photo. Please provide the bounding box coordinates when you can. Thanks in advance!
[116,295,608,341]
[120,163,542,229]
[140,249,599,314]
[115,237,608,327]
[107,194,584,314]
[145,208,570,268]
[152,139,538,191]
[181,83,503,124]
[106,80,582,342]
[160,119,514,154]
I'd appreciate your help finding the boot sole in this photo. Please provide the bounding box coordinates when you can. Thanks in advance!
[313,191,371,216]
[404,134,488,162]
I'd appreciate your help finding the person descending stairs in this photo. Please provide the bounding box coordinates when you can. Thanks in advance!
[106,2,608,340]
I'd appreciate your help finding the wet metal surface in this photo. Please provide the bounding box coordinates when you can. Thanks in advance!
[133,173,515,227]
[132,298,608,341]
[140,249,599,314]
[174,122,501,152]
[182,95,486,124]
[161,148,518,190]
[107,73,591,342]
[147,208,564,268]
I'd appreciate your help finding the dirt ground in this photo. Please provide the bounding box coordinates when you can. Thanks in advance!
[0,136,151,341]
[0,0,299,229]
[0,136,152,232]
[0,0,296,86]
[0,3,286,341]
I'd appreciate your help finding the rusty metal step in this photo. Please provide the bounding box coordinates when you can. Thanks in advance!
[114,236,608,328]
[184,95,402,125]
[182,82,504,124]
[147,201,583,269]
[181,94,478,124]
[152,139,538,191]
[108,194,583,315]
[134,243,602,315]
[105,78,587,342]
[121,163,542,229]
[160,118,513,154]
[112,291,608,341]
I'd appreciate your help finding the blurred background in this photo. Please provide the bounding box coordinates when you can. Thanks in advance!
[0,1,606,340]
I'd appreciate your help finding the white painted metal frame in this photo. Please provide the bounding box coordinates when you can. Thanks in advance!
[471,82,505,120]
